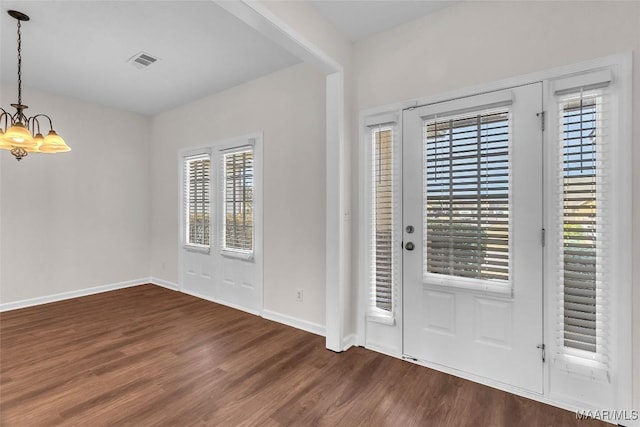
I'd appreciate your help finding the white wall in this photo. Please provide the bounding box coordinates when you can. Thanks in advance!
[256,0,356,346]
[149,63,327,326]
[0,84,151,304]
[353,0,640,414]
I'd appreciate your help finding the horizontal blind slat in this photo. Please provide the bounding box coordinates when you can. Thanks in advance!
[369,127,395,314]
[184,156,211,247]
[558,88,608,363]
[223,149,254,252]
[424,109,511,285]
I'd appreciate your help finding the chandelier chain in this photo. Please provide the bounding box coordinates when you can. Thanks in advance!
[16,19,22,106]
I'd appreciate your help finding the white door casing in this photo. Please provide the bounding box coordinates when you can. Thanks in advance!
[361,55,632,414]
[402,83,544,393]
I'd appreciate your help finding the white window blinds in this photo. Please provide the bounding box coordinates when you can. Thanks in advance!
[184,154,211,248]
[423,109,511,290]
[223,148,254,253]
[368,125,397,318]
[556,87,610,364]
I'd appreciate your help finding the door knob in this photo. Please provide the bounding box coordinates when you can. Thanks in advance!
[405,242,415,251]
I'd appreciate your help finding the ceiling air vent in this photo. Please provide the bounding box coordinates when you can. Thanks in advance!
[127,52,159,69]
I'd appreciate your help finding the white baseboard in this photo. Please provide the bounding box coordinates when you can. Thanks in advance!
[177,290,326,339]
[261,309,326,337]
[180,289,262,317]
[150,277,179,291]
[0,277,327,344]
[0,278,151,312]
[342,333,356,351]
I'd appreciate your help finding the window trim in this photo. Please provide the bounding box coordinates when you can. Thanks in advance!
[358,53,632,411]
[542,56,632,408]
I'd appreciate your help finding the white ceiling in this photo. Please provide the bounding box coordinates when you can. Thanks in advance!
[1,1,458,116]
[310,0,457,41]
[0,1,300,115]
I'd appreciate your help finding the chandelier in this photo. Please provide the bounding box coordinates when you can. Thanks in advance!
[0,10,70,161]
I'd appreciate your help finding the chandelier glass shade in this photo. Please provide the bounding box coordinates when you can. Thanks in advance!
[1,10,70,161]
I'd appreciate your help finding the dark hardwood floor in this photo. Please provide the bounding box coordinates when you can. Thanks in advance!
[0,285,604,426]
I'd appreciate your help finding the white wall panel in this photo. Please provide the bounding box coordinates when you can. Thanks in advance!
[0,84,151,304]
[150,63,327,326]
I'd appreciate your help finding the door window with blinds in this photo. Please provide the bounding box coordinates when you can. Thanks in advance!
[423,108,511,292]
[554,74,611,367]
[184,154,211,249]
[222,147,254,255]
[367,124,398,320]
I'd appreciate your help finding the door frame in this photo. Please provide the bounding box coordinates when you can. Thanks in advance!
[177,132,264,315]
[357,53,632,413]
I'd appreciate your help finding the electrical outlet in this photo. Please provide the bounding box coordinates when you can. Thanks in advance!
[296,289,303,302]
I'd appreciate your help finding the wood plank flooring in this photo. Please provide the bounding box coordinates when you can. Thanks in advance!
[0,285,605,426]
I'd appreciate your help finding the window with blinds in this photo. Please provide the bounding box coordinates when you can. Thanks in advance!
[184,155,211,248]
[558,89,608,357]
[223,148,254,253]
[369,126,395,314]
[424,109,510,288]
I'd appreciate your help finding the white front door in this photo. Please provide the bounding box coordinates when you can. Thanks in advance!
[180,136,262,314]
[403,83,544,393]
